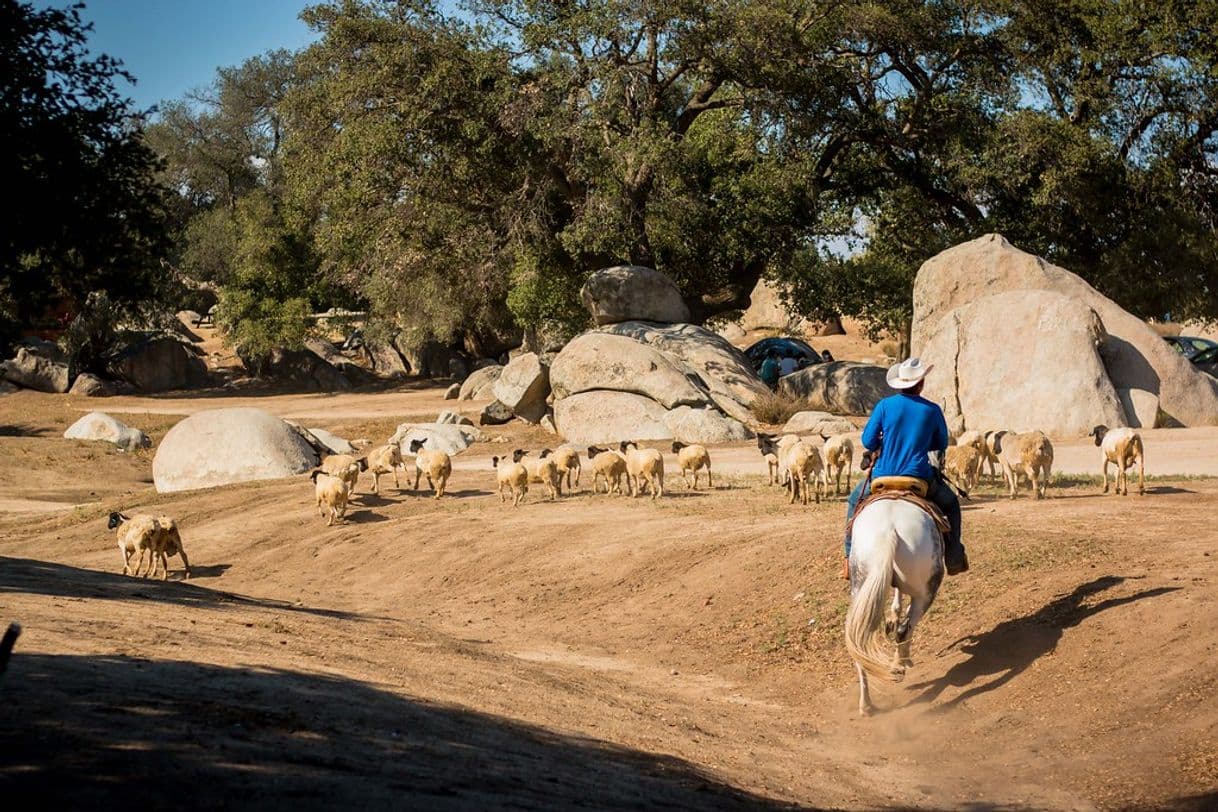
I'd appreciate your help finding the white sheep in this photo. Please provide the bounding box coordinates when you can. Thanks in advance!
[980,430,1003,482]
[492,455,529,506]
[756,434,781,485]
[759,436,824,504]
[994,430,1054,499]
[619,441,665,499]
[1089,425,1145,496]
[515,448,562,500]
[552,445,582,490]
[409,438,452,498]
[311,470,351,525]
[943,444,983,491]
[671,441,712,489]
[318,453,365,490]
[820,433,855,495]
[109,511,190,580]
[587,445,628,495]
[364,443,404,493]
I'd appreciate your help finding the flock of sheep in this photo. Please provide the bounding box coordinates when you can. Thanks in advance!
[106,417,1147,581]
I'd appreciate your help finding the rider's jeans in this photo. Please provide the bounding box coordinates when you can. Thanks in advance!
[844,474,963,562]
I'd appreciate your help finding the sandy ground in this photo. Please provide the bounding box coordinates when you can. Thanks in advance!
[2,385,1218,810]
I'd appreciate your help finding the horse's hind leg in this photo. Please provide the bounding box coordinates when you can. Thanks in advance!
[895,595,933,669]
[855,661,873,716]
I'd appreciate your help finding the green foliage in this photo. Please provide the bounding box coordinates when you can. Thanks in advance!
[0,0,174,351]
[213,191,324,358]
[151,0,1218,350]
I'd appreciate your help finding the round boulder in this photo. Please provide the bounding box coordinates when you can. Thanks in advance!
[152,408,319,493]
[390,422,481,457]
[580,265,691,326]
[778,362,889,416]
[662,406,753,444]
[553,391,672,446]
[492,353,550,423]
[64,412,150,452]
[549,332,712,409]
[459,365,503,400]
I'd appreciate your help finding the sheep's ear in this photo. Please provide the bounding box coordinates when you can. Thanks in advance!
[492,456,500,467]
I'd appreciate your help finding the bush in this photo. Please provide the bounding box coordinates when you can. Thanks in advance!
[750,389,809,425]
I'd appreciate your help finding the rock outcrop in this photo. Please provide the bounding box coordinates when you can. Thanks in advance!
[913,234,1218,429]
[389,422,480,457]
[492,353,550,423]
[548,333,712,409]
[598,322,766,422]
[778,362,889,416]
[553,391,673,445]
[68,373,118,397]
[1,340,73,393]
[459,365,503,400]
[918,290,1127,436]
[109,337,209,393]
[153,408,318,493]
[580,265,691,326]
[64,412,150,452]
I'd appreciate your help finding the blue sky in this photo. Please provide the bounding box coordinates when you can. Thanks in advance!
[40,0,319,112]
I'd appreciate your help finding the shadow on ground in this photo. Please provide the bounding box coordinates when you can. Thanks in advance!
[911,576,1178,709]
[0,653,798,810]
[0,557,366,621]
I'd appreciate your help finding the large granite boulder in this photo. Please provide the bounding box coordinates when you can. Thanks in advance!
[549,333,712,409]
[663,406,753,444]
[304,428,357,455]
[361,340,409,379]
[778,362,889,416]
[389,422,481,457]
[580,265,691,326]
[1,340,73,393]
[152,408,319,492]
[739,278,807,332]
[553,391,673,445]
[261,346,351,391]
[781,410,855,436]
[63,411,150,452]
[913,234,1218,428]
[920,290,1127,436]
[459,365,503,400]
[109,337,209,393]
[598,322,767,422]
[68,373,118,397]
[492,352,550,423]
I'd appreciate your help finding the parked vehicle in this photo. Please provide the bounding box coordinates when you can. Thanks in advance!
[1190,345,1218,378]
[1163,335,1218,360]
[743,337,821,372]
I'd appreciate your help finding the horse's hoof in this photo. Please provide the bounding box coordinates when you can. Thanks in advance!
[900,657,914,668]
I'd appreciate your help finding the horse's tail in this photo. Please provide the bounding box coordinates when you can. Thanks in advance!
[844,526,903,682]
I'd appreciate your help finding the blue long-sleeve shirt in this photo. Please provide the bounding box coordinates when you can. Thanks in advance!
[861,393,949,481]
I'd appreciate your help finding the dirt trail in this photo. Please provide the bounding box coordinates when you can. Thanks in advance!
[2,388,1217,809]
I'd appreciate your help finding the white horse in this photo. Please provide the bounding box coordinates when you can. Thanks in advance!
[844,498,944,715]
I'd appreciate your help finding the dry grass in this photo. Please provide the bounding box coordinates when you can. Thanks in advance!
[749,389,809,425]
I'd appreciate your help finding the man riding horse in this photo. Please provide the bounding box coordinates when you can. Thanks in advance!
[843,357,968,580]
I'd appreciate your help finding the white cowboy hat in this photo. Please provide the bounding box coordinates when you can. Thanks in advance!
[886,357,934,390]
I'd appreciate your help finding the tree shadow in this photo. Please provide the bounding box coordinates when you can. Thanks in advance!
[0,423,52,437]
[1158,790,1218,811]
[909,576,1179,710]
[0,653,795,810]
[0,557,366,621]
[1145,485,1196,495]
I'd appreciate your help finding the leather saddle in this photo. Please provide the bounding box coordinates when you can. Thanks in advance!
[850,475,952,536]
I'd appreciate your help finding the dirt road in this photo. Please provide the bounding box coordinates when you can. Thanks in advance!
[2,387,1216,809]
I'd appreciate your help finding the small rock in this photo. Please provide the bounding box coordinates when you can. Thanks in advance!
[480,400,515,426]
[444,383,461,400]
[437,410,474,426]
